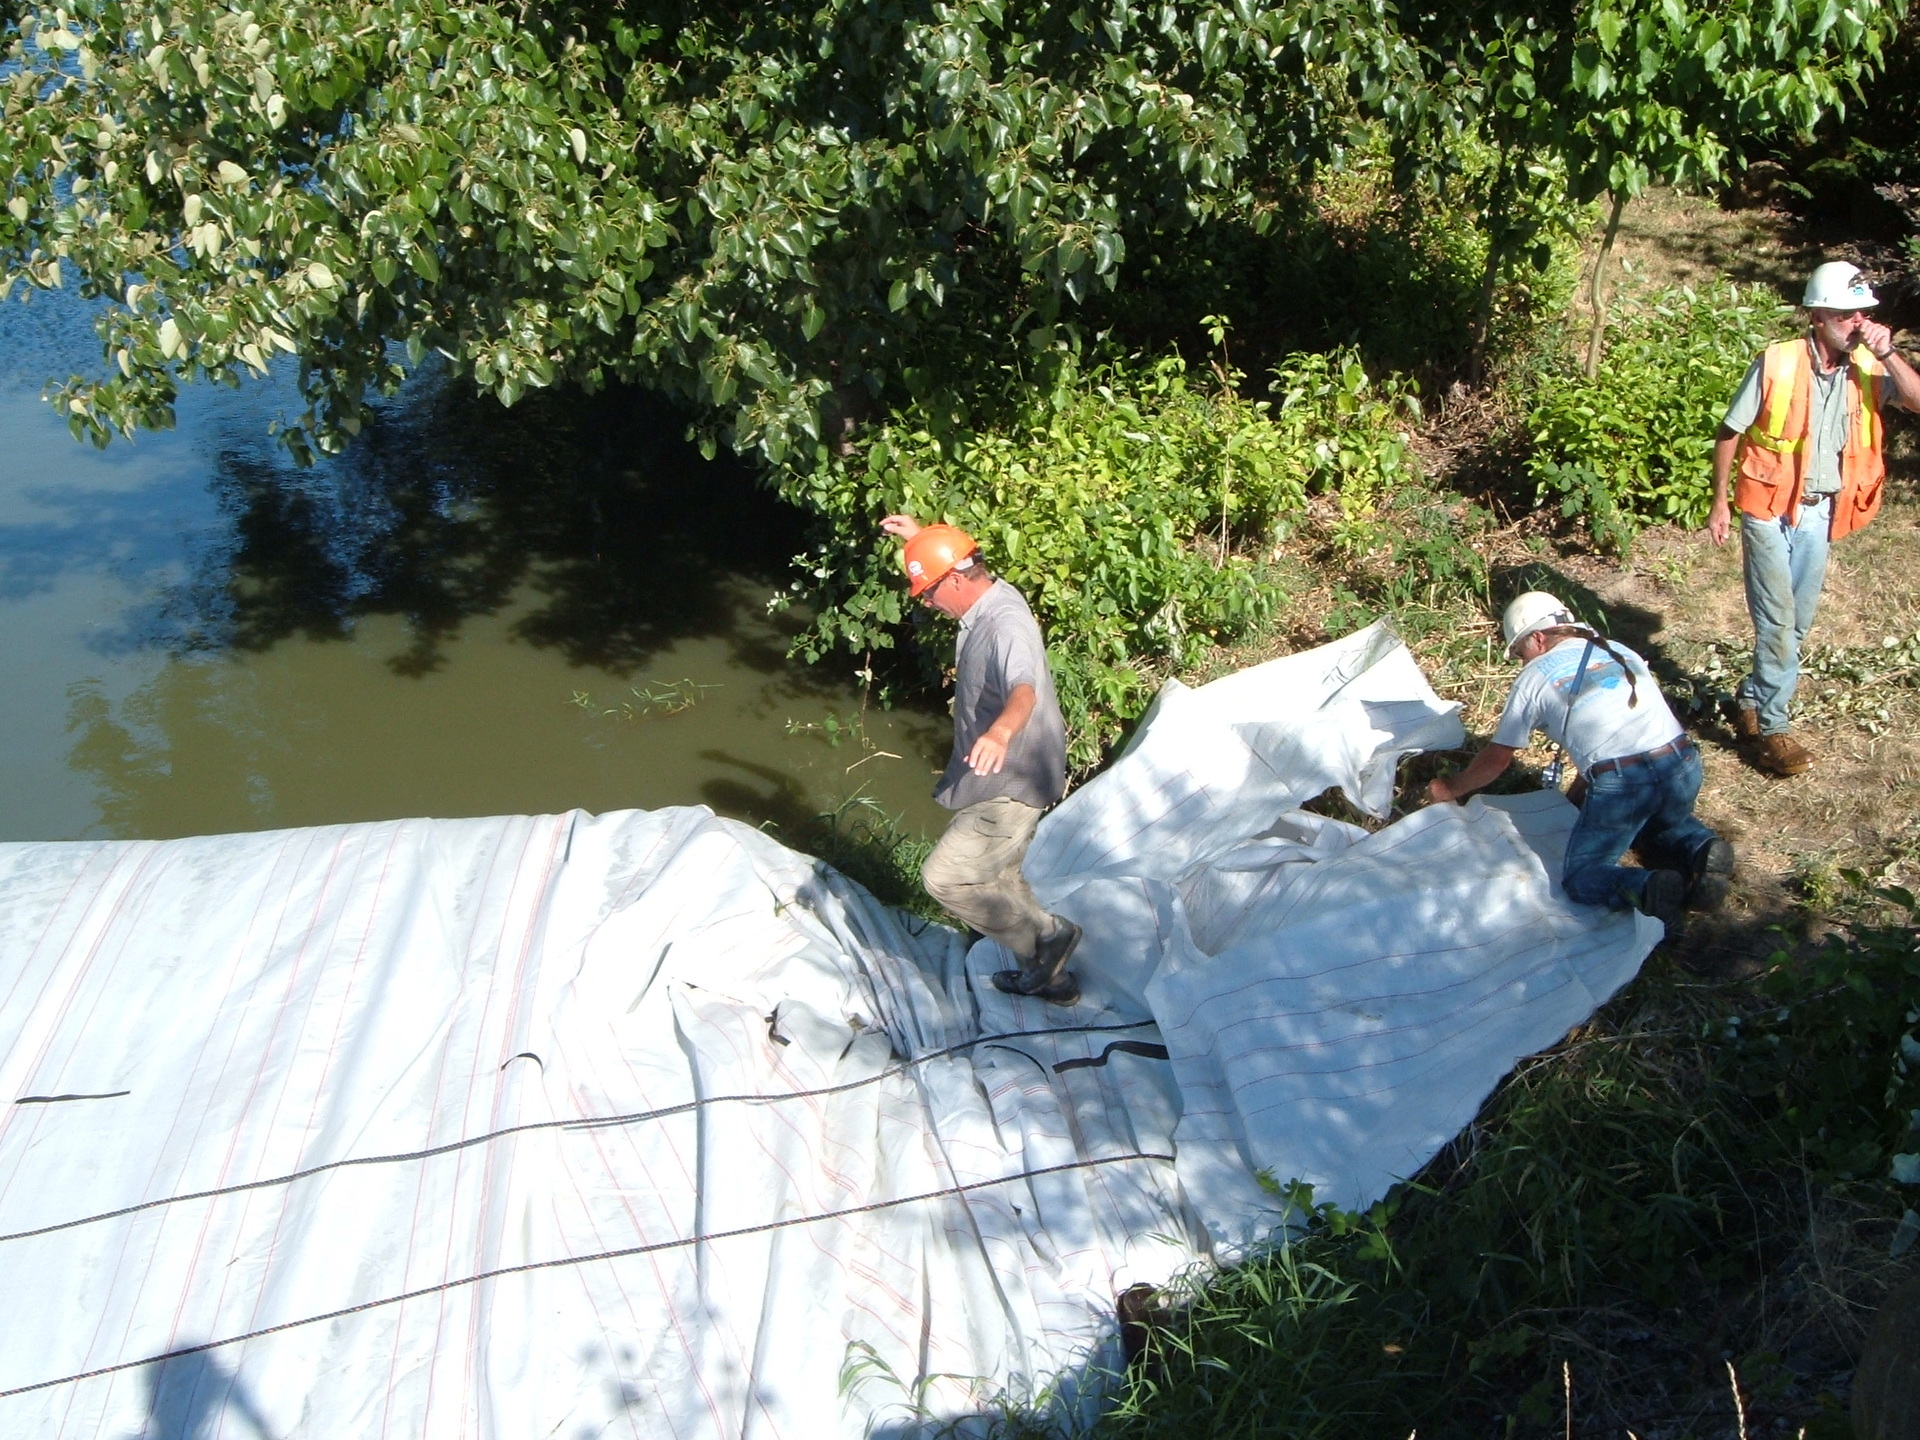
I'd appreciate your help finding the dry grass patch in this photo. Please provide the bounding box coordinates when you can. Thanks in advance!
[1577,185,1819,314]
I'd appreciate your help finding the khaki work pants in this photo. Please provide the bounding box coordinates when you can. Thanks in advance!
[921,797,1054,961]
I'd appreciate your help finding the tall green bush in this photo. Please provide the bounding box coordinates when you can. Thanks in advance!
[1526,283,1794,549]
[785,349,1419,767]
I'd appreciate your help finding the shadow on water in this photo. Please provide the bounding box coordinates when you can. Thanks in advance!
[169,370,811,680]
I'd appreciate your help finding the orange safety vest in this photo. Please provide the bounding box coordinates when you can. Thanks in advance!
[1735,337,1887,540]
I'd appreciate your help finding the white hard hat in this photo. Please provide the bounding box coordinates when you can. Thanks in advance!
[1502,591,1575,657]
[1803,261,1878,311]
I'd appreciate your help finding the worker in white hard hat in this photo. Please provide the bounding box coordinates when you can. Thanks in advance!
[1428,591,1734,936]
[1706,261,1920,777]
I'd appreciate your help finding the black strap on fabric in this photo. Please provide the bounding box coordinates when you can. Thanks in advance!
[0,1148,1177,1401]
[0,1021,1159,1248]
[12,1092,131,1106]
[1052,1041,1172,1073]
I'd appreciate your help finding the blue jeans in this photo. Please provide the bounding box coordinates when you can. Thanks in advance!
[1737,497,1831,734]
[1563,745,1716,909]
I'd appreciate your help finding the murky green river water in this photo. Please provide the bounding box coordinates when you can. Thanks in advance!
[0,290,949,843]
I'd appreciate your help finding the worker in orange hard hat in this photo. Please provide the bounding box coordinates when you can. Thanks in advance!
[881,512,1081,1004]
[900,523,978,598]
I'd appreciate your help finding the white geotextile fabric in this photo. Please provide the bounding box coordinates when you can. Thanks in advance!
[0,625,1660,1438]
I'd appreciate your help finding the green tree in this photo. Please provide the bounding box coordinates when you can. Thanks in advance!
[1,0,1419,463]
[1405,0,1904,379]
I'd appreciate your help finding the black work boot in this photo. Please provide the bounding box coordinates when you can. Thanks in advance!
[1635,869,1687,939]
[1687,839,1736,911]
[991,917,1083,1005]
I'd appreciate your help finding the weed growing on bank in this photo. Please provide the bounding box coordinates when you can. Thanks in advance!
[794,791,943,924]
[786,347,1420,767]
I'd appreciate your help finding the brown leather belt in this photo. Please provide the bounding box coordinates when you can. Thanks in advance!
[1586,735,1694,779]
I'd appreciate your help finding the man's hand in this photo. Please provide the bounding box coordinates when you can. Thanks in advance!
[879,514,922,540]
[967,731,1010,775]
[1856,317,1898,360]
[1427,776,1456,804]
[1706,426,1740,547]
[1707,497,1732,547]
[1858,319,1920,413]
[968,683,1037,775]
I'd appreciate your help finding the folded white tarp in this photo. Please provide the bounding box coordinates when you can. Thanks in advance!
[0,625,1660,1437]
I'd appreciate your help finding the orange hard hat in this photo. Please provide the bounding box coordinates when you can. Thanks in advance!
[901,524,979,597]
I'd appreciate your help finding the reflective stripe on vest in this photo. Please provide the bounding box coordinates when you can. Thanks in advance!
[1745,339,1884,460]
[1749,341,1804,455]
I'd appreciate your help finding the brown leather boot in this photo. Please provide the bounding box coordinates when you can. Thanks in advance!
[1753,732,1813,777]
[1728,702,1762,741]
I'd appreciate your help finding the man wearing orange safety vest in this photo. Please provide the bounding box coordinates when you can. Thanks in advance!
[880,514,1083,1005]
[1707,262,1920,777]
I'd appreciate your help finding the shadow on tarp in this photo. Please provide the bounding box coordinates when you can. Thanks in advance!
[129,1351,275,1440]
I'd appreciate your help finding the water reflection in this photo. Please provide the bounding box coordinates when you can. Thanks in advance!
[0,293,946,842]
[163,373,808,673]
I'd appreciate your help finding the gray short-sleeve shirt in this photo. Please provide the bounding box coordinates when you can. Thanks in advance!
[1722,339,1895,496]
[935,580,1068,811]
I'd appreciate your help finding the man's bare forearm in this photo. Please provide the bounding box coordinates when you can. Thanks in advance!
[965,683,1037,775]
[1711,427,1740,507]
[985,684,1037,746]
[1881,347,1920,414]
[1429,742,1517,804]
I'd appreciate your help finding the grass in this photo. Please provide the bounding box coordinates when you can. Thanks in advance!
[798,789,942,922]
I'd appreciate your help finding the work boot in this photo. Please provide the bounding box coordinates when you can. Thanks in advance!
[991,917,1083,1006]
[1753,732,1813,777]
[1687,838,1736,911]
[1726,699,1762,741]
[1635,869,1686,938]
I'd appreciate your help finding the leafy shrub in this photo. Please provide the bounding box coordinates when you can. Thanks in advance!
[1528,458,1639,558]
[783,348,1420,767]
[1266,350,1423,539]
[1527,284,1794,546]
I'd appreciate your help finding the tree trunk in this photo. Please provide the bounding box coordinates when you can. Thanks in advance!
[1582,191,1628,379]
[1466,241,1503,386]
[1466,157,1516,386]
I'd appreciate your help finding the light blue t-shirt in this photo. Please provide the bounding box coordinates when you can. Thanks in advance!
[1494,637,1683,771]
